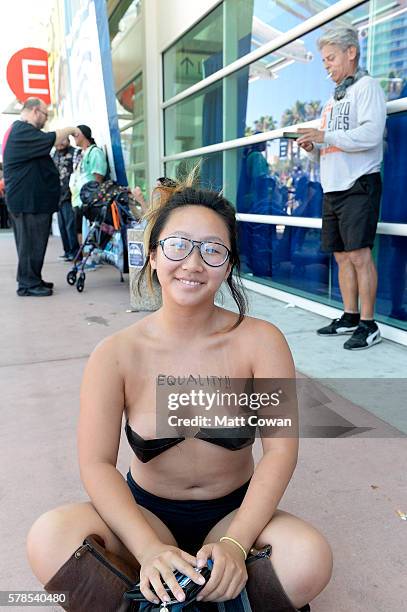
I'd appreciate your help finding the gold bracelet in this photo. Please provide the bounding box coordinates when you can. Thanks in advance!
[219,536,247,560]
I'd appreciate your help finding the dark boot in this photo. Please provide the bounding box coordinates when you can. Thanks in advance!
[246,548,309,612]
[44,534,140,612]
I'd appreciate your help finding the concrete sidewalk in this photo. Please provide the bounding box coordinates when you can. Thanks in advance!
[1,232,405,612]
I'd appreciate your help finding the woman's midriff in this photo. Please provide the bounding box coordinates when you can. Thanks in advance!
[129,438,254,500]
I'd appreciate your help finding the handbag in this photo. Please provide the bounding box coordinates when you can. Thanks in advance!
[122,546,272,612]
[44,534,304,612]
[123,563,212,611]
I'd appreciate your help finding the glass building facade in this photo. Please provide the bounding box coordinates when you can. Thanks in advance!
[110,0,407,337]
[161,0,407,333]
[116,73,146,192]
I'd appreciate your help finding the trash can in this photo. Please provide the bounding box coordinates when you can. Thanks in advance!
[127,225,162,311]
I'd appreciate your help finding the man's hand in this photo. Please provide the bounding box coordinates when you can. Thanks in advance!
[55,127,79,146]
[297,128,325,147]
[297,141,314,152]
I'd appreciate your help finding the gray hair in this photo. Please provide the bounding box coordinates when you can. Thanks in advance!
[22,97,44,111]
[318,27,360,62]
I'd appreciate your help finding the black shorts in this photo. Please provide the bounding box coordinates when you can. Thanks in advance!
[127,470,251,554]
[321,173,382,252]
[74,206,83,234]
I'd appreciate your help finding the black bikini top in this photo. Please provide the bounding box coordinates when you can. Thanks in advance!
[125,420,256,463]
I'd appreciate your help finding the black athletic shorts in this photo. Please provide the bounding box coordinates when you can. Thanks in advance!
[74,206,83,234]
[321,173,382,252]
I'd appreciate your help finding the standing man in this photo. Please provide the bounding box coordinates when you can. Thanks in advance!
[52,138,80,261]
[2,97,78,296]
[298,27,386,350]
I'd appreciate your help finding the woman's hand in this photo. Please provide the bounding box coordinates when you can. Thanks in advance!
[195,541,248,602]
[131,186,147,212]
[138,542,206,605]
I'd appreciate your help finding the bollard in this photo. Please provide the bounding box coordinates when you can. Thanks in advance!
[127,225,162,311]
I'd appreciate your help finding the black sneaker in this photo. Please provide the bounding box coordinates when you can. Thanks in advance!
[317,314,359,336]
[41,280,54,289]
[343,321,381,350]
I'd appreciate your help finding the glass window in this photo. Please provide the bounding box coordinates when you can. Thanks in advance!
[230,131,407,317]
[165,0,407,155]
[242,0,405,67]
[329,233,407,329]
[110,0,142,47]
[165,152,223,192]
[120,121,146,191]
[236,0,348,59]
[228,0,407,139]
[162,0,369,103]
[233,137,328,300]
[376,234,407,329]
[360,11,407,100]
[162,1,407,323]
[239,222,331,301]
[234,137,320,215]
[164,80,223,155]
[381,111,407,223]
[118,73,145,191]
[117,74,143,130]
[163,3,223,101]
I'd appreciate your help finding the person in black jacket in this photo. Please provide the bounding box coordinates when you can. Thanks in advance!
[2,97,78,296]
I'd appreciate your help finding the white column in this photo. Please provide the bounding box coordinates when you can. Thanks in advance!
[141,0,163,192]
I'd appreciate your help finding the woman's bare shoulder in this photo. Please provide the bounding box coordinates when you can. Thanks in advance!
[89,312,158,360]
[236,315,294,377]
[237,314,287,342]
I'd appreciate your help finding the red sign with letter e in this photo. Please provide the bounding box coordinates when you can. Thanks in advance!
[6,47,51,105]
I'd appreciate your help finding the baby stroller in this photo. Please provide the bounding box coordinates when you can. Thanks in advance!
[66,180,136,292]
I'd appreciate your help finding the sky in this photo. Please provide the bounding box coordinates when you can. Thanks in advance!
[0,0,54,147]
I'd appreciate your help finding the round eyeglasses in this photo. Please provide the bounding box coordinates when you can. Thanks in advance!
[158,236,230,267]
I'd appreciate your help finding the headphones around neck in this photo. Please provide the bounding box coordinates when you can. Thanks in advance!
[333,68,368,101]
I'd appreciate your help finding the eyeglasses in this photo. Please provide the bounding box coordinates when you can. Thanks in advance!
[37,108,48,119]
[158,236,230,267]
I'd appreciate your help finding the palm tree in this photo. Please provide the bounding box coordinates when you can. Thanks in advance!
[281,108,295,128]
[304,100,322,121]
[292,100,307,123]
[281,99,321,127]
[246,115,277,135]
[254,115,276,132]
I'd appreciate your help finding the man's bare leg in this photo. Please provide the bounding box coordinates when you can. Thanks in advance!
[348,247,377,320]
[334,251,359,313]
